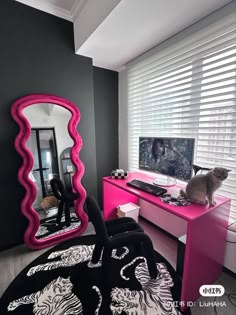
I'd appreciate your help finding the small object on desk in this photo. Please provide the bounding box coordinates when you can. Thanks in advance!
[192,164,212,175]
[111,169,128,179]
[127,179,167,196]
[160,194,191,206]
[152,176,176,187]
[117,202,140,222]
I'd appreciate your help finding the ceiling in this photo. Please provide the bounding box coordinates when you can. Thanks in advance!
[15,0,86,21]
[15,0,232,71]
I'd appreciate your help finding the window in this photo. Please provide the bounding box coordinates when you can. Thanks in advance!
[127,12,236,222]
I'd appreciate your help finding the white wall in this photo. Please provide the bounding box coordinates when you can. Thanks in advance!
[118,68,128,170]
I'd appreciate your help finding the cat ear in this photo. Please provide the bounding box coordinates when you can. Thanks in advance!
[226,169,231,172]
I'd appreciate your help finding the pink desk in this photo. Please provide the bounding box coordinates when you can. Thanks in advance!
[103,172,230,311]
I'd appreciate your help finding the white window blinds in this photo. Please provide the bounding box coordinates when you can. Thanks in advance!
[127,12,236,221]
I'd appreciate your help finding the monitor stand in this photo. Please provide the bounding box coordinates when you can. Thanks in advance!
[153,175,176,187]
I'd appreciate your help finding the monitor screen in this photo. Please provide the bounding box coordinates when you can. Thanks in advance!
[139,137,195,181]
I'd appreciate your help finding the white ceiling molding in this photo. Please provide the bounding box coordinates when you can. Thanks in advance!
[73,0,121,53]
[14,0,233,71]
[76,0,233,71]
[15,0,74,21]
[70,0,88,21]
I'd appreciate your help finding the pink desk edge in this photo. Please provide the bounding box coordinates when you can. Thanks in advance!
[102,172,231,311]
[103,172,230,221]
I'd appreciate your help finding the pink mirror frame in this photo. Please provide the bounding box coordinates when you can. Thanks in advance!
[11,94,88,249]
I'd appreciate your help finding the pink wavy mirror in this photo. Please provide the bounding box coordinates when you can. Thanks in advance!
[11,94,88,249]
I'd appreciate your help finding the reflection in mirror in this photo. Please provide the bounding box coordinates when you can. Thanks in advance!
[23,104,81,240]
[12,94,88,250]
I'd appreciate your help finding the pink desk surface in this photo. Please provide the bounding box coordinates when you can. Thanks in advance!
[103,172,230,222]
[103,172,231,311]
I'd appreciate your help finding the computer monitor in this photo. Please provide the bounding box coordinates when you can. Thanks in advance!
[139,137,195,186]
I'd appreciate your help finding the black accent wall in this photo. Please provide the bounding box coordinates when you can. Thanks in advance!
[0,0,118,251]
[94,67,119,206]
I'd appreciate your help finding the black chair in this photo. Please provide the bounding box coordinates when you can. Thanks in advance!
[86,195,158,280]
[50,178,79,227]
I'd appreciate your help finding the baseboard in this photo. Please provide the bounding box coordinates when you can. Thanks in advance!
[222,266,236,278]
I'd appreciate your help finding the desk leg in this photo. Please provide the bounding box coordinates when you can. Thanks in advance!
[180,201,230,311]
[103,181,139,220]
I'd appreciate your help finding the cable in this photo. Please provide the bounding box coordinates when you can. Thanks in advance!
[213,296,218,315]
[226,221,236,243]
[227,222,236,229]
[211,278,236,314]
[228,293,236,307]
[212,294,236,315]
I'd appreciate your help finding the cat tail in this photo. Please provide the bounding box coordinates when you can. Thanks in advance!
[179,189,187,198]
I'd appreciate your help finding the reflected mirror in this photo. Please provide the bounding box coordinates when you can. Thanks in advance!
[12,94,88,249]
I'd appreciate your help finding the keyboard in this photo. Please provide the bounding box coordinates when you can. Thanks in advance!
[127,179,167,196]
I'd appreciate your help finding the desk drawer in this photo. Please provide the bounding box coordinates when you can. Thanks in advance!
[139,199,187,238]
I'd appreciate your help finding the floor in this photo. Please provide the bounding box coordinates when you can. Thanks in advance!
[37,206,58,220]
[139,217,177,268]
[0,219,235,315]
[138,218,236,315]
[37,206,75,221]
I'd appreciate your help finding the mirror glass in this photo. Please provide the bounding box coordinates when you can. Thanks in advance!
[23,103,81,240]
